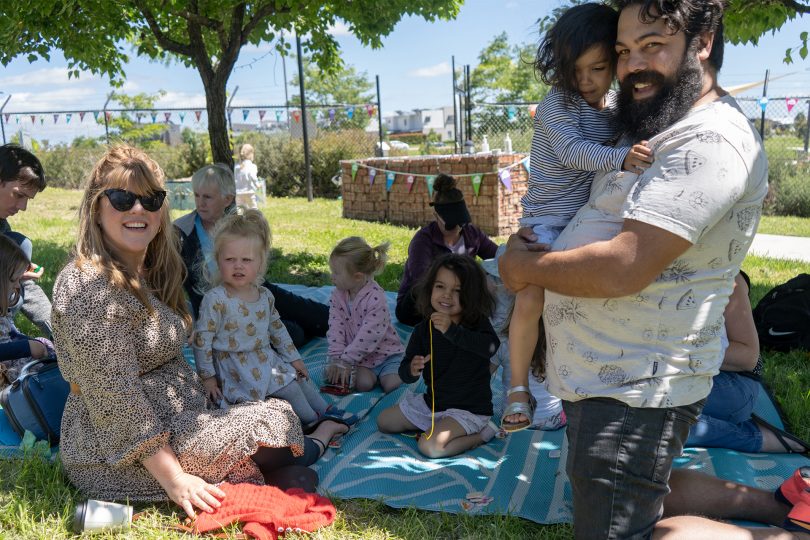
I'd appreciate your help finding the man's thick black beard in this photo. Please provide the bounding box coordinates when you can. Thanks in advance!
[616,48,704,141]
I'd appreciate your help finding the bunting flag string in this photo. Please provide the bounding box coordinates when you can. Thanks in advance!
[347,156,527,181]
[195,110,202,122]
[385,171,395,192]
[368,168,377,186]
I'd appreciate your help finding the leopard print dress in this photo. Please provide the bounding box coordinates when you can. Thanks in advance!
[52,262,305,501]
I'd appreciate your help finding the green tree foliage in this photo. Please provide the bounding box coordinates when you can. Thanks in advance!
[106,91,167,146]
[0,0,463,166]
[290,57,375,130]
[469,32,548,104]
[794,111,808,142]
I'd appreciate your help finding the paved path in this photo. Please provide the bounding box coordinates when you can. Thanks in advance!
[748,233,810,263]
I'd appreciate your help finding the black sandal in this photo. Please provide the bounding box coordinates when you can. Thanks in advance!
[752,414,810,454]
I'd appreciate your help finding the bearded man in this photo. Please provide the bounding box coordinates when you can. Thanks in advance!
[499,1,780,538]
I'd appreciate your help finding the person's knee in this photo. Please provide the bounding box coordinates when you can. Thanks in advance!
[417,435,445,459]
[376,409,396,433]
[381,375,402,393]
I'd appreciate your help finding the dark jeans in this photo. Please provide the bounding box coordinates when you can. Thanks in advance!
[265,282,328,348]
[250,439,321,492]
[562,397,703,540]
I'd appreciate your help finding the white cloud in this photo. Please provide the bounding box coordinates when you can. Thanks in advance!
[156,91,206,109]
[0,67,98,88]
[4,87,105,112]
[328,21,352,37]
[408,62,451,78]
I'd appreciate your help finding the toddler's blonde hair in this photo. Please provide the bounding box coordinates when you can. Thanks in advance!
[330,236,389,276]
[206,208,271,287]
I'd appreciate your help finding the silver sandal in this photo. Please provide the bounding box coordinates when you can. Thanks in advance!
[501,386,536,432]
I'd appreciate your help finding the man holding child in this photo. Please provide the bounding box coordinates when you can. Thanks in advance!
[498,1,796,537]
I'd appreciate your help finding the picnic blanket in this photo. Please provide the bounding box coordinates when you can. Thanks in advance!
[1,284,808,525]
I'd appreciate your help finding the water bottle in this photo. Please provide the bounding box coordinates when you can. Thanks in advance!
[481,135,490,153]
[504,134,513,154]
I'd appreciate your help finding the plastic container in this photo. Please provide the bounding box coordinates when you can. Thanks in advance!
[504,134,513,154]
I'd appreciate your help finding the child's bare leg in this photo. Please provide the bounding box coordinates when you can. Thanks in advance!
[354,366,377,392]
[379,373,403,393]
[417,417,485,459]
[377,404,420,433]
[504,284,545,427]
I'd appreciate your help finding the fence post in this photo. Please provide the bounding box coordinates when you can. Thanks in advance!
[804,100,810,154]
[758,69,769,140]
[296,35,313,202]
[451,56,459,153]
[0,94,11,145]
[376,75,384,155]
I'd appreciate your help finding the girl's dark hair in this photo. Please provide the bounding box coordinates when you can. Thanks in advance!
[414,253,494,327]
[534,3,619,96]
[432,173,464,204]
[612,0,726,71]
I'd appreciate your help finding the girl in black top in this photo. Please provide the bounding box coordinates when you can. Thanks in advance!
[377,254,500,458]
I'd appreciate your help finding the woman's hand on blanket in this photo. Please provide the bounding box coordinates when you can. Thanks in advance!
[291,359,309,380]
[166,471,226,519]
[410,355,430,377]
[203,377,223,403]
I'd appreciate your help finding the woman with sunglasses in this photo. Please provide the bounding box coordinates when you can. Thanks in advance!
[174,163,328,347]
[395,173,498,326]
[51,146,346,518]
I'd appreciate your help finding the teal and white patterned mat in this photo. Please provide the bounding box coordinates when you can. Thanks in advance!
[2,283,807,525]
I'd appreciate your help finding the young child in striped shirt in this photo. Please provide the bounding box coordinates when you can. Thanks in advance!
[502,3,653,431]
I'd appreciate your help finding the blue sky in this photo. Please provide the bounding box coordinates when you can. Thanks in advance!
[1,0,808,143]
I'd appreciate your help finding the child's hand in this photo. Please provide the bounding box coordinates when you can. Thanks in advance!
[410,354,430,378]
[22,263,44,281]
[622,141,653,174]
[430,312,452,333]
[326,362,350,386]
[203,377,223,403]
[291,359,309,380]
[28,339,48,359]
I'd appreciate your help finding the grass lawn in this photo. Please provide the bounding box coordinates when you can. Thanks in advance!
[3,189,809,539]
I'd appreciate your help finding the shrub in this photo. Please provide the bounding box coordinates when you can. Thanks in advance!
[765,161,810,217]
[37,146,105,189]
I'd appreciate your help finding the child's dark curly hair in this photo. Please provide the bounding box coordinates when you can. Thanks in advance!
[534,3,619,97]
[414,253,494,328]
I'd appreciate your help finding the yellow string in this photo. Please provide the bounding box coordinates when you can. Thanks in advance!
[424,320,436,440]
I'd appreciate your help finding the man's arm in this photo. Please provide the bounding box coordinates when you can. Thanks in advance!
[499,219,692,298]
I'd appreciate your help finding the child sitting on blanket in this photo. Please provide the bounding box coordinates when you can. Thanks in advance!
[482,245,566,431]
[377,254,500,458]
[325,236,404,393]
[0,235,54,390]
[192,209,332,426]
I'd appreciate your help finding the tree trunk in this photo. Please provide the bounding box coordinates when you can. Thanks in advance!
[201,73,234,169]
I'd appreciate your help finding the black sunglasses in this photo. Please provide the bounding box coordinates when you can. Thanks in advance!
[103,189,166,212]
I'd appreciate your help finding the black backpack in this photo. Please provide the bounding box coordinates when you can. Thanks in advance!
[752,273,810,352]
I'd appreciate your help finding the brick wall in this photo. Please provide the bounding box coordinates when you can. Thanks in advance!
[340,153,528,237]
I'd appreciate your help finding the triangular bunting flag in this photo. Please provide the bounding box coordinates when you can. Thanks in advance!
[786,97,798,113]
[369,168,377,186]
[242,109,250,121]
[522,157,531,174]
[407,174,415,193]
[195,110,202,121]
[366,104,375,117]
[258,110,266,121]
[15,115,19,124]
[150,112,158,123]
[471,174,482,196]
[758,97,768,112]
[39,116,44,125]
[94,111,101,122]
[386,171,395,192]
[164,112,172,122]
[346,107,354,119]
[79,112,86,122]
[179,112,186,123]
[66,113,72,124]
[499,169,512,192]
[30,115,36,124]
[105,112,112,122]
[426,175,436,197]
[136,112,144,122]
[275,110,283,122]
[328,108,335,122]
[351,162,359,180]
[507,106,516,121]
[529,104,538,119]
[292,110,301,123]
[53,114,59,124]
[3,114,9,123]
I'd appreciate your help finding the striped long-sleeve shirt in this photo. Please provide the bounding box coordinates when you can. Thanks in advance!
[521,87,628,220]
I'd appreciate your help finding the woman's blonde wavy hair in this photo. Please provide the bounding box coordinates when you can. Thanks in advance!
[75,145,190,326]
[204,207,271,288]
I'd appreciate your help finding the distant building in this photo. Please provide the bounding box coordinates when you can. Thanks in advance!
[384,106,455,141]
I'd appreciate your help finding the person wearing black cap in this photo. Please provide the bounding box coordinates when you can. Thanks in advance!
[395,174,497,326]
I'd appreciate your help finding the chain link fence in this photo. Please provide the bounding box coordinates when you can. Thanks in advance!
[468,98,810,164]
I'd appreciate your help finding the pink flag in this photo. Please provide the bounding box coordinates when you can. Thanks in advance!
[292,110,301,123]
[3,114,8,123]
[79,112,86,121]
[105,112,112,121]
[258,110,266,121]
[529,104,538,119]
[786,97,799,113]
[53,114,59,124]
[164,112,172,122]
[195,110,202,121]
[30,115,36,124]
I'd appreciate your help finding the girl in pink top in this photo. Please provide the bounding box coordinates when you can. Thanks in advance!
[326,237,405,393]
